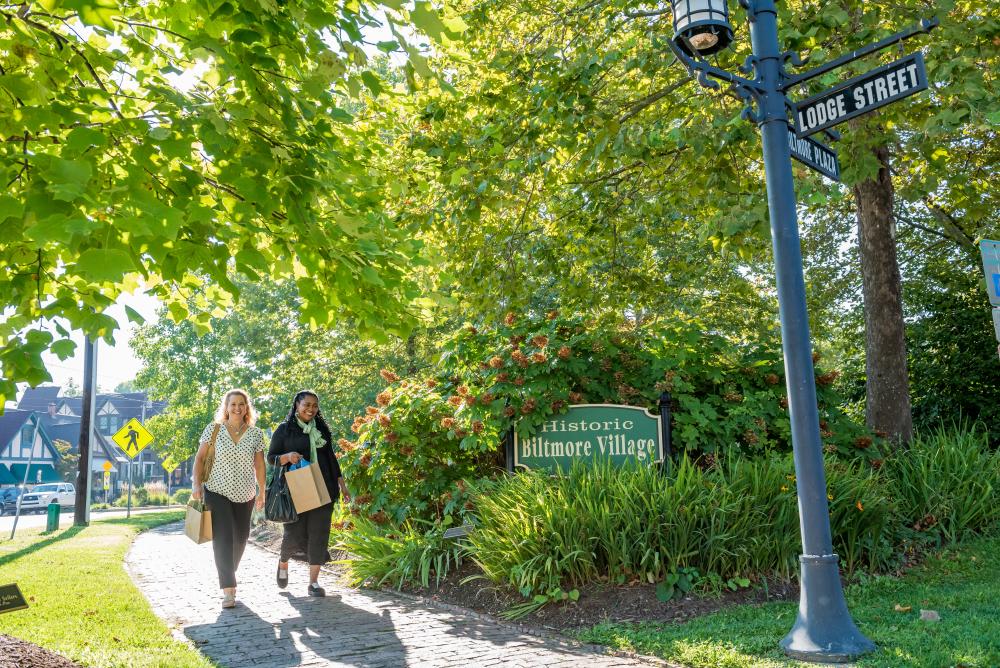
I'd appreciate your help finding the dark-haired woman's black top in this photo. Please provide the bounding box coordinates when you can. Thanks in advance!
[267,420,342,502]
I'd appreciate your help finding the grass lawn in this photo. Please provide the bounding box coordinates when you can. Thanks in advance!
[580,536,1000,667]
[0,512,213,668]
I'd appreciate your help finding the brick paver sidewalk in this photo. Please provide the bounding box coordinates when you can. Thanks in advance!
[127,523,667,667]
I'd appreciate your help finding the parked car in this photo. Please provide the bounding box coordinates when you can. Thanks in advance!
[17,483,75,514]
[0,488,24,515]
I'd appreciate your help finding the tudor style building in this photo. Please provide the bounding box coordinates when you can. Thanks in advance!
[0,410,62,488]
[16,386,190,496]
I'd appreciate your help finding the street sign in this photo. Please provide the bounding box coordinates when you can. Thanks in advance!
[161,457,178,474]
[980,240,1000,306]
[793,53,928,138]
[112,418,154,459]
[103,471,110,491]
[788,129,840,182]
[102,460,112,472]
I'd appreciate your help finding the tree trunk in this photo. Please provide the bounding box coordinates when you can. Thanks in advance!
[852,142,913,443]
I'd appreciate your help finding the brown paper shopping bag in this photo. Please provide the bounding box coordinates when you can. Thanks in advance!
[185,499,212,543]
[285,463,331,514]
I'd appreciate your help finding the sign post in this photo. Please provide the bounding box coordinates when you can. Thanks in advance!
[112,418,154,518]
[665,1,937,660]
[979,240,1000,362]
[162,457,178,498]
[979,240,1000,306]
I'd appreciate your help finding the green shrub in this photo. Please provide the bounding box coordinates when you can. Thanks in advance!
[339,313,870,523]
[171,488,192,505]
[142,493,171,506]
[882,421,1000,544]
[465,454,895,597]
[335,516,465,590]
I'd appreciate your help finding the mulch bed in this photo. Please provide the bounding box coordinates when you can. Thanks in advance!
[400,560,799,632]
[0,634,82,668]
[250,521,799,633]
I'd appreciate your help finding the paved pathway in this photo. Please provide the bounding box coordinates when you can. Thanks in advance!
[127,523,666,668]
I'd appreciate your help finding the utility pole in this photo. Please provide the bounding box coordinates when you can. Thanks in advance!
[74,336,98,527]
[9,416,41,540]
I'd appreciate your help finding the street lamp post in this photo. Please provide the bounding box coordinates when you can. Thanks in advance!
[664,0,936,662]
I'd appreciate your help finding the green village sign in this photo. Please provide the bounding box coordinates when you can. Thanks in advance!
[513,404,665,472]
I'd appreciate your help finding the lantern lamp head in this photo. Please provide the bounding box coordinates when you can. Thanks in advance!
[669,0,734,57]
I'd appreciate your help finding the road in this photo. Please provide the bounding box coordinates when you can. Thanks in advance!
[0,506,182,534]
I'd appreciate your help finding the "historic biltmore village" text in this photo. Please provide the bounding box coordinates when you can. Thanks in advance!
[519,417,658,462]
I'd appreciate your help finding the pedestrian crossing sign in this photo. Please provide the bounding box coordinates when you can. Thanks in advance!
[112,418,154,459]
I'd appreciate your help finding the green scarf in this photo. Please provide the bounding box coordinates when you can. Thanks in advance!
[296,416,326,464]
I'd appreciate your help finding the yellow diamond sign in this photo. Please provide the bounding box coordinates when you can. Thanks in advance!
[112,418,154,459]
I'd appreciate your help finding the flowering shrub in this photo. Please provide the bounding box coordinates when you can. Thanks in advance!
[338,312,873,523]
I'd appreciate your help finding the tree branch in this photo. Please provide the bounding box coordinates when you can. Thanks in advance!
[619,74,690,123]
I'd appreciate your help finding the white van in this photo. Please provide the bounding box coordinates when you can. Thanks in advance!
[18,483,76,513]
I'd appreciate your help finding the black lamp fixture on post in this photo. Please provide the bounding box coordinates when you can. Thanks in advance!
[661,0,938,662]
[669,0,734,55]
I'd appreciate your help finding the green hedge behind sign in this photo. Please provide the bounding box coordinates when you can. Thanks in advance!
[514,404,664,472]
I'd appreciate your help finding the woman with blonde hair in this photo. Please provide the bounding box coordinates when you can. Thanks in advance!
[192,389,267,609]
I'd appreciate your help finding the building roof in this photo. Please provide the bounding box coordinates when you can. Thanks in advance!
[51,391,166,421]
[16,386,61,412]
[0,410,34,449]
[42,417,119,462]
[58,397,83,415]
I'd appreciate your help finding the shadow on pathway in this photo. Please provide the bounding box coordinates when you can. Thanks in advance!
[128,522,663,668]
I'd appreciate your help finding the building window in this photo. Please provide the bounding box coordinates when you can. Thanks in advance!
[97,416,120,435]
[20,425,35,457]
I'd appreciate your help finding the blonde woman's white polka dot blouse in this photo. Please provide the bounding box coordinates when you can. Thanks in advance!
[200,422,266,503]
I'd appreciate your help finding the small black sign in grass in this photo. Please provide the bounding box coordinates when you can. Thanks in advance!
[0,583,28,614]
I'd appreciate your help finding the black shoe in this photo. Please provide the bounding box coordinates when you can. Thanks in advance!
[276,564,288,589]
[308,582,325,597]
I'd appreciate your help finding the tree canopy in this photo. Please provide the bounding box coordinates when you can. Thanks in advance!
[0,0,470,404]
[5,0,999,437]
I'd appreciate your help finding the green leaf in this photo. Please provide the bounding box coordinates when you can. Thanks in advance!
[74,249,136,283]
[124,305,145,325]
[65,127,108,153]
[361,71,383,97]
[411,2,448,41]
[50,339,77,360]
[41,157,93,202]
[655,581,675,602]
[63,0,119,29]
[0,196,23,222]
[361,266,385,287]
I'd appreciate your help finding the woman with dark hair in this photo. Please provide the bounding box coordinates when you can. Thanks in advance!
[268,390,350,596]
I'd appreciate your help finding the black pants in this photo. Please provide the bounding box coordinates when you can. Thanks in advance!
[280,502,333,565]
[205,488,253,589]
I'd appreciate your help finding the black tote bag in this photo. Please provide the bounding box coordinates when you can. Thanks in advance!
[265,466,299,524]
